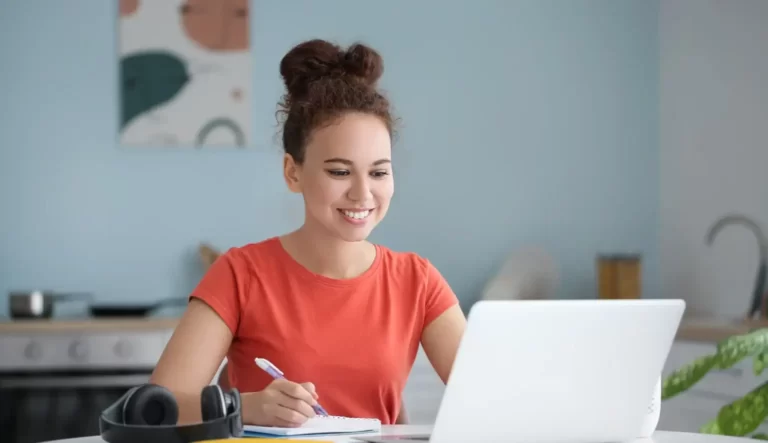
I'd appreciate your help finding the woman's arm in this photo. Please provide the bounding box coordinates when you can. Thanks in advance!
[149,298,233,424]
[216,361,231,390]
[421,305,466,384]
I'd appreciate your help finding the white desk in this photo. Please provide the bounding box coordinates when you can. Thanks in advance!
[42,426,756,443]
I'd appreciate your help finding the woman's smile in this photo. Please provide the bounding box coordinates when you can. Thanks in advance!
[338,208,374,225]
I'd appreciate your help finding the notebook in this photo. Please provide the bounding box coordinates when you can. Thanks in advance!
[243,415,382,437]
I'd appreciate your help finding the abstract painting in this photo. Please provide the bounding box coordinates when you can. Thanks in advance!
[118,0,251,147]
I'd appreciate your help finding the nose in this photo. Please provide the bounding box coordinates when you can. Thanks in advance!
[347,174,372,202]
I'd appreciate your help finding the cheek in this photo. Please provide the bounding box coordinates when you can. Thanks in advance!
[303,176,346,205]
[374,180,395,202]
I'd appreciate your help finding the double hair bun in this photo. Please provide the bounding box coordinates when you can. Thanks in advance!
[279,39,384,100]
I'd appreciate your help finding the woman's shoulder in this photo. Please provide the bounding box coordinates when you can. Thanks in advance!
[375,243,438,280]
[375,244,458,316]
[217,236,283,264]
[200,237,288,286]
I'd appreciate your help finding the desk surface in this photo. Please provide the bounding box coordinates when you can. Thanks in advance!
[42,426,755,443]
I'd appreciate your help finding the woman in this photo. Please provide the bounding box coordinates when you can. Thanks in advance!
[149,38,467,428]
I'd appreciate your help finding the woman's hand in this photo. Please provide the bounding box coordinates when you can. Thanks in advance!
[243,379,320,427]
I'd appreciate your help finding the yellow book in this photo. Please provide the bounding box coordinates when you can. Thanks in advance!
[200,439,333,443]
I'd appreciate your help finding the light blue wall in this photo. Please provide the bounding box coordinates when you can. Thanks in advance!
[0,0,660,318]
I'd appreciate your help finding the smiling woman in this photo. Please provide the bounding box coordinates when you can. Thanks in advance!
[148,38,466,429]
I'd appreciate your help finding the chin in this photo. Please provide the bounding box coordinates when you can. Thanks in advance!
[334,228,374,243]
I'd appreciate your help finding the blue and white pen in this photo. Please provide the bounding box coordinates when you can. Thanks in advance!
[255,357,329,417]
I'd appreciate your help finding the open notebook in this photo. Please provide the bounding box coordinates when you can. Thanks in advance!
[243,415,382,437]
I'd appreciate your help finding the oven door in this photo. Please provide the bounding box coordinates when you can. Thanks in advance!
[0,372,151,443]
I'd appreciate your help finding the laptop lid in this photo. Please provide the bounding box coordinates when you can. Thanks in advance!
[429,299,685,443]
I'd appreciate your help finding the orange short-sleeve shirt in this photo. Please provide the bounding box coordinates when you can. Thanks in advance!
[189,236,459,424]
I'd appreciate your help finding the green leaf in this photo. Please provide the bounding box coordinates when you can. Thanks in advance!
[752,433,768,440]
[662,354,717,400]
[717,380,768,436]
[700,419,722,434]
[717,329,768,369]
[754,352,768,375]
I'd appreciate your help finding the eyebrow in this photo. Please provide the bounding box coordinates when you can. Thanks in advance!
[324,158,391,166]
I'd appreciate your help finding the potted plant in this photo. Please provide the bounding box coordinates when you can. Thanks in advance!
[662,328,768,439]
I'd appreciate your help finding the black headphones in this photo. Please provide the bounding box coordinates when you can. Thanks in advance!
[99,383,243,443]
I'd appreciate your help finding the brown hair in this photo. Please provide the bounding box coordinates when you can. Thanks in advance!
[277,39,394,164]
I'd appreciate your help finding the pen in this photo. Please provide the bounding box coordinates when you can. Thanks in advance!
[255,357,329,417]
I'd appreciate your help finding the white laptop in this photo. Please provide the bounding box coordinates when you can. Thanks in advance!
[356,298,685,443]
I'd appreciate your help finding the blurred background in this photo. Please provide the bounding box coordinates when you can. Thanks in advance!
[1,0,766,442]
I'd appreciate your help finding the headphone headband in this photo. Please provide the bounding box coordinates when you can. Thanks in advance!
[99,385,243,443]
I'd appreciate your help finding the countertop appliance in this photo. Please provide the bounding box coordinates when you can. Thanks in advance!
[0,317,178,443]
[8,290,187,320]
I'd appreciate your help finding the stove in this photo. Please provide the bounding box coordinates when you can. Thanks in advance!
[0,319,176,373]
[0,317,178,443]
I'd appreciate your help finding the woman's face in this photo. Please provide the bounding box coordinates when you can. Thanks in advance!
[283,112,394,243]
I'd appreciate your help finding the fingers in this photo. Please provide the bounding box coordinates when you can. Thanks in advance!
[264,403,308,427]
[276,391,316,419]
[243,388,321,428]
[256,379,322,428]
[301,382,319,400]
[272,379,318,405]
[273,415,302,428]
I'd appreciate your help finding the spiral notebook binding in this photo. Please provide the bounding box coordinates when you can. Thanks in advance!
[325,415,380,422]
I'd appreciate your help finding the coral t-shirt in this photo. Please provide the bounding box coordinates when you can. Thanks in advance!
[189,236,459,424]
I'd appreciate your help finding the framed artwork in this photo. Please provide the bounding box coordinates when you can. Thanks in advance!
[118,0,251,147]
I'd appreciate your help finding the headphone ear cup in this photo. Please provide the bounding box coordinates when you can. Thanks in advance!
[122,384,179,426]
[200,385,227,422]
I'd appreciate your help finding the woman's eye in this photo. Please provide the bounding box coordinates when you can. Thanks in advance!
[327,170,350,177]
[371,170,390,178]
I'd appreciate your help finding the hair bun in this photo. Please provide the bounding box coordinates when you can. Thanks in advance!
[341,43,384,86]
[280,39,384,99]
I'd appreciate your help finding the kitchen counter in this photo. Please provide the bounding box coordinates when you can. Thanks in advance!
[1,314,766,343]
[675,316,768,343]
[0,317,180,333]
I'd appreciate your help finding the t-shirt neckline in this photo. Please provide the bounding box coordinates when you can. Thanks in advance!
[269,236,382,288]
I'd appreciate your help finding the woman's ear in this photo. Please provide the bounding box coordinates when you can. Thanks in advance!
[283,153,302,193]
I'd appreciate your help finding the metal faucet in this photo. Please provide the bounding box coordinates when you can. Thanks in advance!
[706,214,768,320]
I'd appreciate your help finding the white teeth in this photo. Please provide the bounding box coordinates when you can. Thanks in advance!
[342,209,371,219]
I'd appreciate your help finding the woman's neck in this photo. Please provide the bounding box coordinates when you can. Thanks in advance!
[280,226,376,280]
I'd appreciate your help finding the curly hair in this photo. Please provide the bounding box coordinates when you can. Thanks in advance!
[276,39,395,164]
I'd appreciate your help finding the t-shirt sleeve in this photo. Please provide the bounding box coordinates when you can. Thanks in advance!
[423,259,460,327]
[189,248,248,336]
